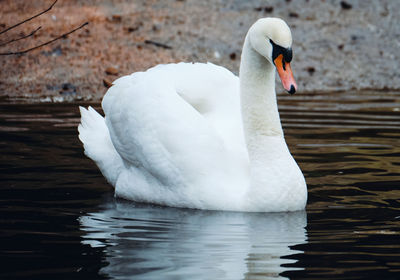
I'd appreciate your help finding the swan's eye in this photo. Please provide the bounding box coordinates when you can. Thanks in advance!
[270,39,292,63]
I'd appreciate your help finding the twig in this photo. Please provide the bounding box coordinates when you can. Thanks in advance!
[0,0,58,36]
[145,40,172,49]
[0,26,42,47]
[0,22,89,55]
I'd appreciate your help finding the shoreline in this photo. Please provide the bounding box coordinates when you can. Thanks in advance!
[2,89,399,105]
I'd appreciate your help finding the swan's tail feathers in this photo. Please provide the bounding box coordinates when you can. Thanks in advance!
[78,106,123,186]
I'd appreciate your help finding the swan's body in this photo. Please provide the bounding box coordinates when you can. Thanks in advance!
[79,18,307,212]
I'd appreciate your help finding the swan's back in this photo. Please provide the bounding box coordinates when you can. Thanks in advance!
[97,63,249,210]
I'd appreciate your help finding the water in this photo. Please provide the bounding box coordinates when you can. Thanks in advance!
[1,91,399,280]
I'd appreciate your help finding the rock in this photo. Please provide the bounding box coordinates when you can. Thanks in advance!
[340,1,352,10]
[105,66,119,75]
[152,24,161,32]
[103,78,113,88]
[126,26,139,32]
[41,46,62,57]
[254,6,274,13]
[59,83,77,95]
[264,7,273,13]
[306,67,315,75]
[111,14,122,22]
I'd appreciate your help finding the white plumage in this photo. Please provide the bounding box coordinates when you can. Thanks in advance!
[78,18,307,212]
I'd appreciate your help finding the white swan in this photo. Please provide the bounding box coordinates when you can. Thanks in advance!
[78,17,307,212]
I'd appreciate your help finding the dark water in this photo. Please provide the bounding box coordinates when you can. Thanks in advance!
[1,91,399,280]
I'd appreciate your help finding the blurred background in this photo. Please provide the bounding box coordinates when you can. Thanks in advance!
[0,0,399,101]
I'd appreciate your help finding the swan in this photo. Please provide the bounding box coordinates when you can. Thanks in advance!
[78,17,307,212]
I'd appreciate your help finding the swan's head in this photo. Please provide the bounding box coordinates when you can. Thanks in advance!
[249,17,297,94]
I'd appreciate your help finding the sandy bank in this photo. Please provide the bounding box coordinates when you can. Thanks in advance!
[0,0,399,102]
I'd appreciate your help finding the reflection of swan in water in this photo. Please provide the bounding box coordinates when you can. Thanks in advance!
[79,200,307,279]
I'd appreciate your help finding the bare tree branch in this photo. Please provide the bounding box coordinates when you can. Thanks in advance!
[0,22,89,56]
[0,0,58,36]
[0,26,42,47]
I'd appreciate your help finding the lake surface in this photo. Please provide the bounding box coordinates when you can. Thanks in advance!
[1,91,399,279]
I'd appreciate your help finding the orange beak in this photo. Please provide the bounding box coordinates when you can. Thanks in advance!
[274,54,297,94]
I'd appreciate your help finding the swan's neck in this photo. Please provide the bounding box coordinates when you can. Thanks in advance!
[239,35,283,146]
[239,35,292,206]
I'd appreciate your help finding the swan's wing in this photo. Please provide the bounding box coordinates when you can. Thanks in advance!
[168,63,246,154]
[102,63,248,194]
